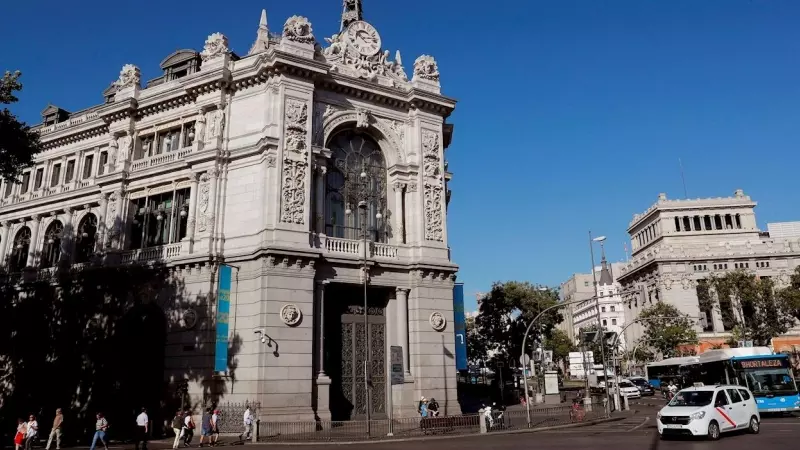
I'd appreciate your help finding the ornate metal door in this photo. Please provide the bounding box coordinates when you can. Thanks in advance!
[340,305,386,420]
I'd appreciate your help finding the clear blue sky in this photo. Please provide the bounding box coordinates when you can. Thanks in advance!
[4,1,800,313]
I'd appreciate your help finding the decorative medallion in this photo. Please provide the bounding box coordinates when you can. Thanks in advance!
[280,304,302,327]
[429,312,446,332]
[347,21,381,56]
[183,309,198,330]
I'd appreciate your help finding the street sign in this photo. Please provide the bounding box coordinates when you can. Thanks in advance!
[519,354,531,366]
[390,346,404,385]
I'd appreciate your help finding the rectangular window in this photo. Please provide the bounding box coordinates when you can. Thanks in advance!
[602,319,607,326]
[674,217,681,232]
[601,306,606,312]
[182,122,195,148]
[83,154,94,179]
[693,216,702,231]
[20,172,30,194]
[704,216,713,230]
[50,164,61,187]
[3,180,12,198]
[98,152,108,176]
[34,168,44,189]
[714,215,723,230]
[612,319,617,325]
[610,306,615,312]
[65,160,75,182]
[584,281,589,287]
[158,129,180,153]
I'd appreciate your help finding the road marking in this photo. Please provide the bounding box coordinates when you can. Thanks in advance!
[627,416,650,432]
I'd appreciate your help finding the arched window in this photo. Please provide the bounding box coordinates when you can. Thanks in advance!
[41,220,64,268]
[76,214,98,263]
[10,226,31,271]
[325,131,387,242]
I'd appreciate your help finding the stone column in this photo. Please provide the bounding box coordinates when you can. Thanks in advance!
[396,287,412,377]
[61,208,74,263]
[0,221,10,265]
[26,215,42,267]
[393,182,405,244]
[186,173,199,242]
[96,194,109,253]
[315,165,327,236]
[315,280,332,420]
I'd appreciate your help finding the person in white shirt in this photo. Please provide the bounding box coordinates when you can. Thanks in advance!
[25,415,39,450]
[239,407,252,441]
[135,408,149,450]
[210,410,220,446]
[183,410,195,447]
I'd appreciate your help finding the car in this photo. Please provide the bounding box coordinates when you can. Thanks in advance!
[657,385,760,440]
[603,379,641,399]
[627,377,656,396]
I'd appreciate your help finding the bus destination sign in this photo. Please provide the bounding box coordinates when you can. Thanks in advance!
[733,358,788,370]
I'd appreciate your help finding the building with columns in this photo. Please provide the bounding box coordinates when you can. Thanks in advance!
[0,2,460,421]
[618,190,800,354]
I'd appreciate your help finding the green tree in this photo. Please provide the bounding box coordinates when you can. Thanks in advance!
[465,315,489,365]
[544,328,576,367]
[640,302,698,357]
[703,270,797,345]
[0,71,41,181]
[474,281,562,368]
[777,266,800,322]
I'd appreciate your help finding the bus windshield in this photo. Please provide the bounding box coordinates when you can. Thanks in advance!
[739,368,798,396]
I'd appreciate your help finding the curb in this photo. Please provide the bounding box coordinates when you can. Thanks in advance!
[256,416,626,446]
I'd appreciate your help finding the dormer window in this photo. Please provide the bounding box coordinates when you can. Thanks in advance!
[40,104,70,125]
[159,49,201,81]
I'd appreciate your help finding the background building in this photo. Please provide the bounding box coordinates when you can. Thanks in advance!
[618,190,800,353]
[0,3,460,422]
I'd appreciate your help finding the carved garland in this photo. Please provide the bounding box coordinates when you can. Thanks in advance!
[421,130,444,242]
[280,99,309,224]
[197,174,211,232]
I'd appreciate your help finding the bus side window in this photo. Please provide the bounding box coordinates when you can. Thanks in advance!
[738,389,751,401]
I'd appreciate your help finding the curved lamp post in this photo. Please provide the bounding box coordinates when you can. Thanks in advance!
[521,296,587,427]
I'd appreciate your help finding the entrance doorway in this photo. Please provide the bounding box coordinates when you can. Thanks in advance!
[325,284,391,421]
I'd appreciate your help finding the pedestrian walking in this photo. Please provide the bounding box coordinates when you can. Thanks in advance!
[14,418,27,450]
[135,408,149,450]
[428,398,440,417]
[24,414,39,450]
[198,409,212,448]
[45,409,63,450]
[239,407,252,442]
[182,411,195,447]
[210,410,220,446]
[171,411,183,450]
[89,413,108,450]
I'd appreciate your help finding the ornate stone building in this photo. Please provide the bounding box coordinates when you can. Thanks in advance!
[0,2,460,421]
[618,190,800,353]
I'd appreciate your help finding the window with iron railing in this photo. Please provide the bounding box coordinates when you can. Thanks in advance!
[129,188,190,250]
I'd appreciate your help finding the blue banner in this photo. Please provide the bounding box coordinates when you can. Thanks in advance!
[453,283,468,371]
[214,265,232,373]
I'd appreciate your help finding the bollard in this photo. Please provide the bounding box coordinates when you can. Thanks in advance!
[479,408,487,434]
[613,391,621,412]
[252,419,259,443]
[583,394,593,413]
[622,394,630,411]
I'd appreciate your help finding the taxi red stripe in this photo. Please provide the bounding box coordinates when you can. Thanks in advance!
[715,407,736,427]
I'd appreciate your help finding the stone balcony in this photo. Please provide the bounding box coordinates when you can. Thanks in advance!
[322,235,399,259]
[121,242,184,263]
[0,178,98,207]
[129,146,194,172]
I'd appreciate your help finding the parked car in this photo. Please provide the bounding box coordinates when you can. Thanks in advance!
[627,377,656,396]
[657,385,760,440]
[603,379,641,399]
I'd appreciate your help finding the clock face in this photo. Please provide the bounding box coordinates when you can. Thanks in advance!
[347,21,381,56]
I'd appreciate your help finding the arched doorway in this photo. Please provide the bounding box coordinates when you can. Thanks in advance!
[10,227,31,271]
[41,220,64,268]
[75,214,97,263]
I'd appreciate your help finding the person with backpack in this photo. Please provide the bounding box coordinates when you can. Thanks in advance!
[182,410,195,447]
[171,411,183,450]
[89,413,109,450]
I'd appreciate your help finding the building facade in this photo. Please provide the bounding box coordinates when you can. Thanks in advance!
[617,190,800,353]
[0,3,461,421]
[559,260,626,348]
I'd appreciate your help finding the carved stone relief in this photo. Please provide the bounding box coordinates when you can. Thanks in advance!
[197,173,211,233]
[280,99,309,224]
[280,304,303,326]
[200,33,230,63]
[115,64,141,90]
[429,312,446,331]
[283,16,314,44]
[320,21,407,85]
[413,55,440,82]
[205,109,224,142]
[421,130,443,242]
[105,192,121,248]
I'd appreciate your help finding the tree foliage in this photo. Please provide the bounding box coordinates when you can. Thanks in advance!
[465,315,489,365]
[473,281,562,368]
[0,70,42,182]
[544,328,575,367]
[640,301,698,358]
[700,269,798,345]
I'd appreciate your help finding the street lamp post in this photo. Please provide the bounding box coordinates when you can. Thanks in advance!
[345,164,383,432]
[588,233,612,413]
[520,296,589,427]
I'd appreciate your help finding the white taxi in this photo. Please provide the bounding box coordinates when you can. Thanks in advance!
[657,385,760,440]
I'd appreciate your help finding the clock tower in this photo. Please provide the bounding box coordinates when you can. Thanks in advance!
[340,0,363,31]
